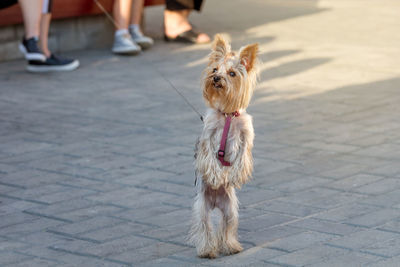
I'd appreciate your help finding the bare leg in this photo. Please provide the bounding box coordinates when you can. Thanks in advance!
[130,0,143,25]
[189,183,217,258]
[39,13,51,57]
[216,186,242,255]
[164,9,210,43]
[18,0,42,39]
[113,0,132,30]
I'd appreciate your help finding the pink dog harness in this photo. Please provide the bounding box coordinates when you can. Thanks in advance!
[217,111,240,166]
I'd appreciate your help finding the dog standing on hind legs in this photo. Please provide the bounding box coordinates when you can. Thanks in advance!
[190,34,259,258]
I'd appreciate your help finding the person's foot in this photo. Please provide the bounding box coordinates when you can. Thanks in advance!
[112,33,141,55]
[26,54,80,73]
[129,27,154,49]
[19,37,46,61]
[164,29,209,44]
[164,10,210,44]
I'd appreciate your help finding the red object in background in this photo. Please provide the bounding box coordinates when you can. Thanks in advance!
[0,0,164,26]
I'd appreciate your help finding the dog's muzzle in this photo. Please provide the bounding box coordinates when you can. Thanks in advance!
[212,76,223,89]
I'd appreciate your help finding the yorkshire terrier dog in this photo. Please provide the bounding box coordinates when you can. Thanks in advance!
[190,34,259,258]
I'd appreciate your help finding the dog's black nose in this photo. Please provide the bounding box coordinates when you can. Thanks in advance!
[213,76,221,82]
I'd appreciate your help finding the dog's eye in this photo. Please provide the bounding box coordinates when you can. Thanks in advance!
[229,71,236,77]
[213,68,218,73]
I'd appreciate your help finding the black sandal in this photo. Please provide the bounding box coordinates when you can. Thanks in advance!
[164,29,210,44]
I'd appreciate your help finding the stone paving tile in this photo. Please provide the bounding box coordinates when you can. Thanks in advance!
[264,231,337,252]
[282,187,367,209]
[307,251,384,267]
[139,256,203,267]
[80,222,154,242]
[271,175,331,193]
[358,189,400,208]
[48,216,127,236]
[55,204,126,222]
[114,204,180,222]
[25,198,96,218]
[58,178,125,193]
[113,170,178,186]
[0,198,41,216]
[237,187,284,207]
[377,219,400,234]
[361,237,400,258]
[317,163,370,180]
[76,235,156,258]
[352,178,400,195]
[137,209,191,228]
[208,246,285,267]
[288,218,362,236]
[312,203,381,222]
[344,209,400,228]
[0,238,29,251]
[265,244,348,267]
[324,173,384,191]
[15,231,73,246]
[0,251,33,266]
[0,212,39,229]
[18,246,116,266]
[1,0,400,265]
[34,187,98,204]
[0,217,64,239]
[4,184,69,200]
[254,200,324,217]
[250,170,305,188]
[368,163,400,177]
[239,212,297,232]
[8,258,63,267]
[366,255,400,267]
[108,241,188,264]
[158,248,214,265]
[326,229,400,251]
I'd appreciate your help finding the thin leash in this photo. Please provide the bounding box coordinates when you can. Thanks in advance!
[94,0,204,122]
[155,69,204,122]
[94,0,120,29]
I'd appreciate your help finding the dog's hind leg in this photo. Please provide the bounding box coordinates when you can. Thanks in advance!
[216,186,243,255]
[189,182,218,258]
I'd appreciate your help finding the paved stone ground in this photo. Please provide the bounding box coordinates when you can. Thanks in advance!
[1,0,400,266]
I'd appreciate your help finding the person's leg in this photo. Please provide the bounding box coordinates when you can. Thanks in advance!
[26,0,80,72]
[164,0,209,43]
[18,0,41,39]
[39,6,51,57]
[112,0,141,54]
[18,0,46,61]
[130,0,143,25]
[129,0,153,49]
[113,0,132,31]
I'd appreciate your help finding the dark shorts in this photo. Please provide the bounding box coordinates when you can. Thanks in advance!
[0,0,18,10]
[166,0,204,11]
[0,0,52,13]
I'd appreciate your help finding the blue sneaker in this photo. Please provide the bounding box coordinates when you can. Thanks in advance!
[27,54,80,73]
[19,37,46,61]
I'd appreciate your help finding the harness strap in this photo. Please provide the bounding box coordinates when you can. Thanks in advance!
[217,111,240,166]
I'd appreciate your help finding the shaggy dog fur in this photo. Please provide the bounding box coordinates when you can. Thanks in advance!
[190,34,259,258]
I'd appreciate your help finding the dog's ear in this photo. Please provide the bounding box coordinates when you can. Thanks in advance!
[239,43,259,72]
[210,34,230,62]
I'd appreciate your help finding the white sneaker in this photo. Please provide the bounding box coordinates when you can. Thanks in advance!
[112,33,141,55]
[130,27,154,49]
